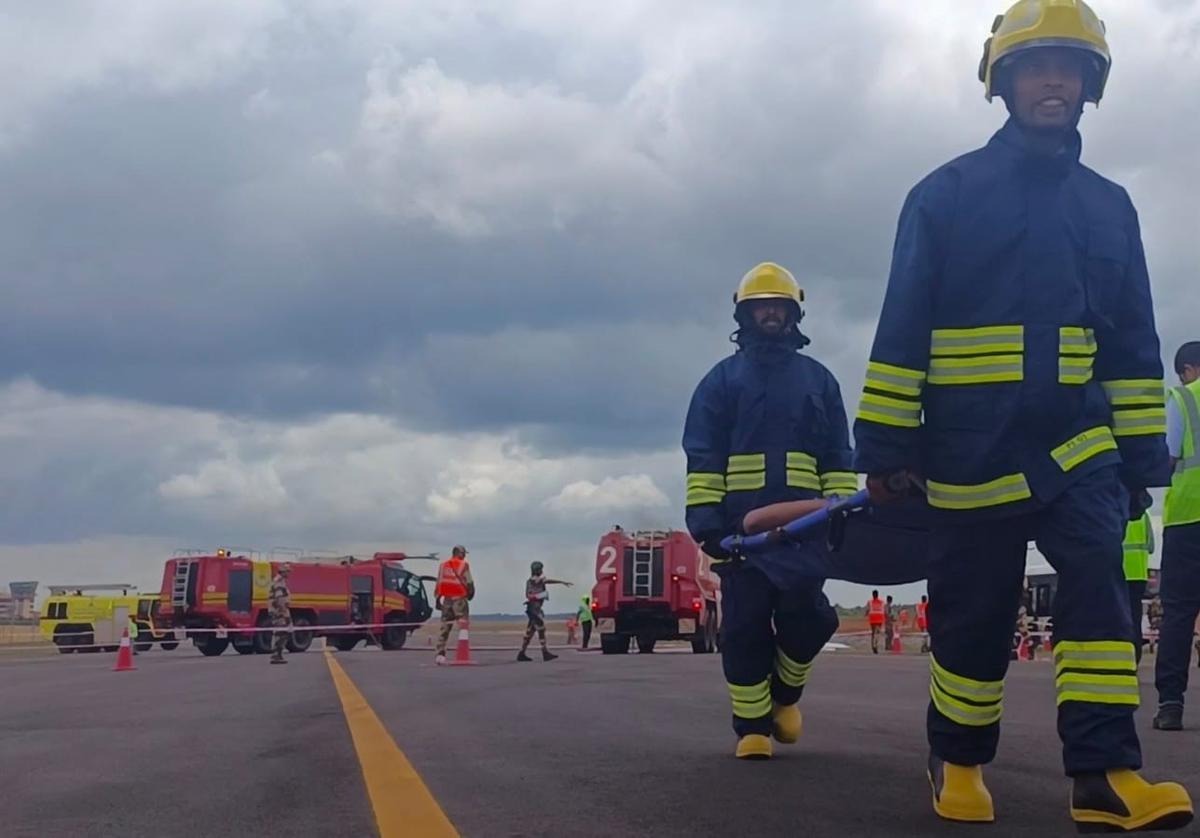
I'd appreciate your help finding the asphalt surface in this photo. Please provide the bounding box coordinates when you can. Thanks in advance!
[1,646,373,838]
[5,643,1200,837]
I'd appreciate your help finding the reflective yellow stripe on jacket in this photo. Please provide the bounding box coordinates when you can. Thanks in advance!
[856,362,925,428]
[928,325,1024,386]
[1101,379,1167,438]
[686,472,725,507]
[1058,327,1096,385]
[726,453,766,493]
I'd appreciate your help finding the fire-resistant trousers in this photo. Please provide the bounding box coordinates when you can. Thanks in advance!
[719,563,838,737]
[926,467,1141,776]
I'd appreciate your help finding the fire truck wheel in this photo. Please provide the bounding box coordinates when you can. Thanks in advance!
[253,617,273,653]
[197,636,229,656]
[600,634,629,655]
[160,641,180,651]
[380,624,408,650]
[332,636,360,652]
[232,634,256,655]
[287,617,314,653]
[636,635,657,654]
[54,628,83,653]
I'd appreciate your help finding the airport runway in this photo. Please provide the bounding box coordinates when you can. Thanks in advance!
[3,644,1199,837]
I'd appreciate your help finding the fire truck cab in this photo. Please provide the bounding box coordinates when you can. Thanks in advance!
[159,550,434,656]
[590,526,720,655]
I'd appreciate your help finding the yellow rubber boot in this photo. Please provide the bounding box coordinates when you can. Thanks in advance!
[735,734,772,760]
[928,755,995,823]
[771,702,802,744]
[1071,769,1193,833]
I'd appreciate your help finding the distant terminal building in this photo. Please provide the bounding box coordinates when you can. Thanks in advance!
[2,582,39,621]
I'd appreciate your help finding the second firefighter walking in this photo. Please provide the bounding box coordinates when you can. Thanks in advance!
[683,262,851,760]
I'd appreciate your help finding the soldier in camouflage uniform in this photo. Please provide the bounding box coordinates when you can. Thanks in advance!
[434,546,475,665]
[1148,596,1163,655]
[517,560,573,662]
[269,563,292,665]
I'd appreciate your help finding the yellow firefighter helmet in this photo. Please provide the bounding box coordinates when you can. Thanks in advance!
[733,262,804,306]
[979,0,1111,104]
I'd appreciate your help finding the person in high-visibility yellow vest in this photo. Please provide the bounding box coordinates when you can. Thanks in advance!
[1123,511,1154,663]
[1153,341,1200,731]
[128,614,140,656]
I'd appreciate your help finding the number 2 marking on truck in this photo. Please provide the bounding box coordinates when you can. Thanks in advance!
[598,546,617,575]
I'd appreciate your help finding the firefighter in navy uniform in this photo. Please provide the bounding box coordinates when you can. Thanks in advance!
[683,262,851,760]
[853,1,1192,830]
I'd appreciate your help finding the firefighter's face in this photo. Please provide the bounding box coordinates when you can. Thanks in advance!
[749,300,790,335]
[1180,365,1200,386]
[1007,48,1085,133]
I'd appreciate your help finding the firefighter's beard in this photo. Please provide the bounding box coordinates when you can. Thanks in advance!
[754,316,790,339]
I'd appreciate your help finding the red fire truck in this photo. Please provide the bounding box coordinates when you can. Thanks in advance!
[158,550,435,656]
[589,527,720,655]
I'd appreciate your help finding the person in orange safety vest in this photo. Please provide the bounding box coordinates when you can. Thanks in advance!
[868,590,885,655]
[917,595,930,654]
[434,545,475,665]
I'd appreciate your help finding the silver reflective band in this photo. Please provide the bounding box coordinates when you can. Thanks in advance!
[873,369,916,388]
[1054,649,1133,665]
[931,361,1022,376]
[926,474,1031,509]
[1058,331,1097,354]
[1056,681,1140,696]
[1113,411,1166,435]
[930,327,1023,355]
[1058,356,1093,383]
[1104,381,1164,402]
[860,399,920,423]
[1051,430,1114,471]
[933,674,1002,700]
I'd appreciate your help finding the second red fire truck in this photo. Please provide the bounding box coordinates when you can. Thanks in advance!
[589,526,721,654]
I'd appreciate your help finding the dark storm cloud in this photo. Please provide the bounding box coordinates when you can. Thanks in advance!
[0,1,1195,452]
[0,1,970,444]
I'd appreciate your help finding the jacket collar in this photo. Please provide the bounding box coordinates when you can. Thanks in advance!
[989,117,1082,178]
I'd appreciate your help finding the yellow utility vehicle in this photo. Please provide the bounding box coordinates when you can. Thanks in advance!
[40,585,180,654]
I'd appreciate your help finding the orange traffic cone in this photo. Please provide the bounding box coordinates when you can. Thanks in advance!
[448,618,477,666]
[890,625,902,655]
[114,627,136,672]
[1017,636,1030,661]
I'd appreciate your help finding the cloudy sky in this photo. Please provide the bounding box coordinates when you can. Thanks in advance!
[2,0,1197,612]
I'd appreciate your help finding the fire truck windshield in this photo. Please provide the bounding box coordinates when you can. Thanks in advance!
[383,566,420,598]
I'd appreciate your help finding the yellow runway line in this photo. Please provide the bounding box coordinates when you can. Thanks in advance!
[325,651,459,838]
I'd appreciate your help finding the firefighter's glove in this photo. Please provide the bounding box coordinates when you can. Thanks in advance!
[866,470,914,505]
[699,534,734,564]
[1128,488,1152,523]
